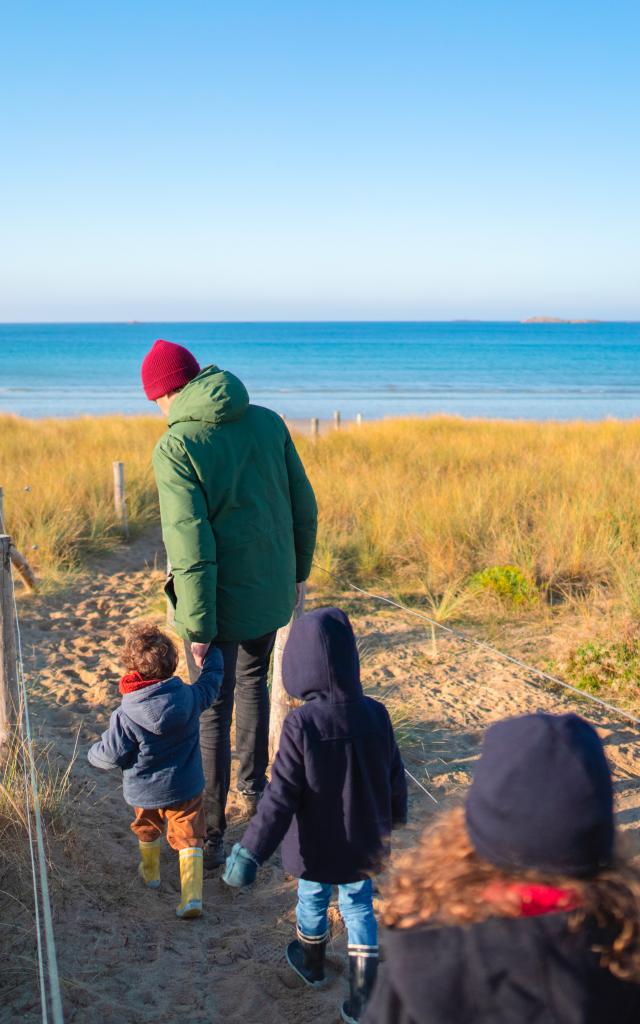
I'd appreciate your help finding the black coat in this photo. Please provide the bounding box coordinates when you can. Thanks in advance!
[241,607,408,883]
[363,913,640,1024]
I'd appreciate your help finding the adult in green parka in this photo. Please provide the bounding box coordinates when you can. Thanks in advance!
[141,339,318,868]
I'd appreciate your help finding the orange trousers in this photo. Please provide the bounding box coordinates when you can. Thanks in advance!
[130,793,205,851]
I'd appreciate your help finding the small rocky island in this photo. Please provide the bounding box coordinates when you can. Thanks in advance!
[523,316,602,324]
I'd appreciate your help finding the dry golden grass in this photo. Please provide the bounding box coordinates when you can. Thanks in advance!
[4,412,640,614]
[7,410,640,693]
[0,728,78,981]
[300,416,640,606]
[0,415,163,586]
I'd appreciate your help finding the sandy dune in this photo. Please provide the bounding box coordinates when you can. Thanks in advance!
[6,528,640,1022]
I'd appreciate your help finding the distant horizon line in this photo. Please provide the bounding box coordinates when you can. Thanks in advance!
[2,318,639,326]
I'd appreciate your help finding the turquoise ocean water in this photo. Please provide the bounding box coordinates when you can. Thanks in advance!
[1,321,640,421]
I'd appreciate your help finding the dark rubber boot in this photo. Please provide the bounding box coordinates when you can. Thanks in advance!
[286,932,328,987]
[341,952,379,1023]
[203,834,225,871]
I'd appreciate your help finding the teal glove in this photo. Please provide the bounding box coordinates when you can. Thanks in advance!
[223,843,260,888]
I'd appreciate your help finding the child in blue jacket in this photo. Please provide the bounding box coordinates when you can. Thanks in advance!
[223,607,408,1024]
[88,621,223,918]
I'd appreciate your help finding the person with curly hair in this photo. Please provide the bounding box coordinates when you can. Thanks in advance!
[363,711,640,1023]
[87,622,223,919]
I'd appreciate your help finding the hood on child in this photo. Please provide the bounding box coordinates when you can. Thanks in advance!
[283,606,362,704]
[119,677,206,737]
[465,711,614,877]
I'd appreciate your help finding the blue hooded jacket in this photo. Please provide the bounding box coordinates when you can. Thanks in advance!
[241,607,408,883]
[87,645,223,809]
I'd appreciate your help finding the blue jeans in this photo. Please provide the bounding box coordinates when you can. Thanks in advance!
[296,878,378,949]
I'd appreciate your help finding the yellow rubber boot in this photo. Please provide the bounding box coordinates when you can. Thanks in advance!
[176,847,203,919]
[138,839,161,889]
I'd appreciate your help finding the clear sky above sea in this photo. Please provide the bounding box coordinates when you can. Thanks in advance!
[1,2,639,322]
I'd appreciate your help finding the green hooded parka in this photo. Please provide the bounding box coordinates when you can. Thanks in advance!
[153,365,318,643]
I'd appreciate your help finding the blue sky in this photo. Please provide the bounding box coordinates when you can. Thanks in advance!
[1,1,638,321]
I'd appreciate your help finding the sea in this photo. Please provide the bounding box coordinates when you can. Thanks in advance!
[1,321,640,421]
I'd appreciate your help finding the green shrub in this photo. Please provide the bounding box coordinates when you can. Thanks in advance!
[564,636,640,695]
[468,565,537,606]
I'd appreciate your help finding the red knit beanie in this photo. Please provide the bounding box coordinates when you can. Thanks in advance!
[141,339,201,400]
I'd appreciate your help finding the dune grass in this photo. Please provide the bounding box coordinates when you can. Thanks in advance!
[0,728,78,982]
[3,412,640,606]
[3,411,640,694]
[0,415,163,586]
[0,729,77,840]
[304,416,640,603]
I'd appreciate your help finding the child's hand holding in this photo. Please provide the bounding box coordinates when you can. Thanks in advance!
[223,844,260,887]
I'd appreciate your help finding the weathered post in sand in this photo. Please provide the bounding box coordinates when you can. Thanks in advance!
[0,536,19,753]
[356,412,363,427]
[112,461,129,540]
[269,584,306,761]
[168,559,202,684]
[0,488,38,592]
[182,641,200,684]
[333,409,341,430]
[310,417,319,441]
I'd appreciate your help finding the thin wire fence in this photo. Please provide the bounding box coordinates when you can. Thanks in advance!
[2,505,64,1023]
[313,562,640,808]
[313,562,640,729]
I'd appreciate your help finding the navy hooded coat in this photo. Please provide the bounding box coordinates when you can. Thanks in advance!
[363,914,640,1024]
[241,607,408,883]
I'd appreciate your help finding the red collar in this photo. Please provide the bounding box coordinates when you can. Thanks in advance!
[119,672,163,695]
[484,881,581,918]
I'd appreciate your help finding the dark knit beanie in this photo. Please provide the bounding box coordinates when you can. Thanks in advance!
[465,712,614,877]
[141,339,201,400]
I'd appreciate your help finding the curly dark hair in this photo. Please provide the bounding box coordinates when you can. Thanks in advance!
[383,806,640,980]
[123,621,178,680]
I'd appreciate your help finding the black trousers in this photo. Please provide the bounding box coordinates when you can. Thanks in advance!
[199,631,276,838]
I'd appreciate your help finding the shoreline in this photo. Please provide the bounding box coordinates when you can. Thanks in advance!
[4,321,640,422]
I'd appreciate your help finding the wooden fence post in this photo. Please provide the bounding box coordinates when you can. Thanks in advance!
[0,487,38,591]
[310,417,319,441]
[182,641,200,684]
[112,461,129,540]
[269,584,306,761]
[333,410,341,430]
[0,536,19,753]
[164,557,200,684]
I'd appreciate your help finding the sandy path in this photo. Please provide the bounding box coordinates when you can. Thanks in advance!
[7,531,640,1022]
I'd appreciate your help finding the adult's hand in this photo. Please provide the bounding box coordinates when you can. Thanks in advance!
[191,641,211,668]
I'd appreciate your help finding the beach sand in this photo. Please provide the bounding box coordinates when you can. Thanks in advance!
[6,530,640,1022]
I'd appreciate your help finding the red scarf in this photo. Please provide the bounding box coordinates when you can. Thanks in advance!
[119,671,162,695]
[484,881,582,918]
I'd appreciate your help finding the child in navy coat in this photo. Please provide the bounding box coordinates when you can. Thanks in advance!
[364,713,640,1024]
[223,607,408,1024]
[88,622,223,918]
